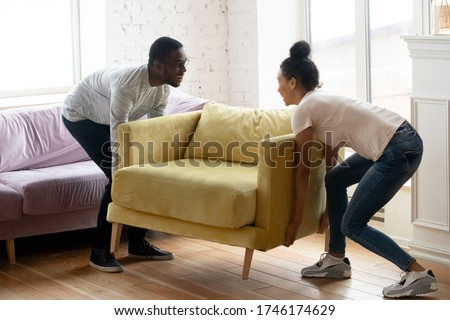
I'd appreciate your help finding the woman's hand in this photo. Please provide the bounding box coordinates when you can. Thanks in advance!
[284,220,301,247]
[284,127,314,248]
[318,208,330,234]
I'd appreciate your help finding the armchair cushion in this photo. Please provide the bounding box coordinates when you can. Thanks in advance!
[185,102,292,164]
[112,159,258,228]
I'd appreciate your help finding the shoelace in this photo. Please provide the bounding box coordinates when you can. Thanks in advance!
[141,240,162,256]
[98,249,116,260]
[397,271,409,285]
[315,253,328,267]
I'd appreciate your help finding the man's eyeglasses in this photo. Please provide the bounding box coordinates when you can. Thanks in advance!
[159,59,190,69]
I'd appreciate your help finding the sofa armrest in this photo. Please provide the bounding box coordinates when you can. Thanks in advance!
[118,110,202,169]
[256,133,326,250]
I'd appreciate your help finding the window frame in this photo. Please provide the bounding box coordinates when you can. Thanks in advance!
[303,0,431,102]
[0,0,80,104]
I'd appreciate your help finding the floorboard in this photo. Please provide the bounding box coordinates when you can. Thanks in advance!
[0,228,448,300]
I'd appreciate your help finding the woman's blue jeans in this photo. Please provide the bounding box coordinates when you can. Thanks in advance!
[325,121,423,271]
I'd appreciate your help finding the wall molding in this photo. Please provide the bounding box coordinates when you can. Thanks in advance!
[409,241,450,266]
[402,35,450,60]
[411,97,450,231]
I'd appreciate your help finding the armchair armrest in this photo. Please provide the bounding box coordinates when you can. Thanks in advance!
[256,133,326,250]
[117,111,202,169]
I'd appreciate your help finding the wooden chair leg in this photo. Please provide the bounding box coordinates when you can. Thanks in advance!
[6,239,16,264]
[324,228,330,252]
[110,223,123,253]
[242,248,254,280]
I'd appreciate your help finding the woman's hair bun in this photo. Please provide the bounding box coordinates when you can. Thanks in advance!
[290,41,311,59]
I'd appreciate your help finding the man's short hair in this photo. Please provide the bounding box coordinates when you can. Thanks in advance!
[148,36,183,65]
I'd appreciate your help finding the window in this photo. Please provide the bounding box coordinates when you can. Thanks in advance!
[369,0,413,120]
[310,0,356,98]
[309,0,413,120]
[0,0,105,106]
[0,0,79,99]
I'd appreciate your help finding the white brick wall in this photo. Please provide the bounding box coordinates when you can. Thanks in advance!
[106,0,258,106]
[227,0,258,107]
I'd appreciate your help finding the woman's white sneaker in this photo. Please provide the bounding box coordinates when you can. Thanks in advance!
[301,253,352,279]
[383,269,438,298]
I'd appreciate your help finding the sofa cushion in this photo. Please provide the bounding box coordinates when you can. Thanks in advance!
[0,184,23,221]
[112,159,258,229]
[165,87,208,115]
[185,102,292,164]
[0,161,108,215]
[0,104,89,172]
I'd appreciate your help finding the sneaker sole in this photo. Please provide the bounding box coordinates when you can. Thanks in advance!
[128,253,174,260]
[384,278,438,298]
[89,261,124,273]
[302,269,352,279]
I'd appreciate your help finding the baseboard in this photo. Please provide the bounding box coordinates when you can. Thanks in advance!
[408,241,450,266]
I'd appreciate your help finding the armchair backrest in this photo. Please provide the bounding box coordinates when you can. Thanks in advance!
[184,102,293,164]
[118,111,202,169]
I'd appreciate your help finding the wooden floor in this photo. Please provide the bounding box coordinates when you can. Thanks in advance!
[1,228,449,300]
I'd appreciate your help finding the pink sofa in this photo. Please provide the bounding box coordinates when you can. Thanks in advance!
[0,89,206,264]
[0,104,108,263]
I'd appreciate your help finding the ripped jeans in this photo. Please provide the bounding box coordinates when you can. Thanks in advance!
[325,121,423,271]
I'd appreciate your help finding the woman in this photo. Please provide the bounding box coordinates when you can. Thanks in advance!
[278,40,437,298]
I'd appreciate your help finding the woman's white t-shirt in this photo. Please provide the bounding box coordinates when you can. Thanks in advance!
[291,90,405,161]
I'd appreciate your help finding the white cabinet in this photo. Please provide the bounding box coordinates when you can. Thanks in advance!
[403,35,450,265]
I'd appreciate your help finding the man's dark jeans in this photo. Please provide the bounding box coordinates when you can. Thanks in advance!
[62,117,146,250]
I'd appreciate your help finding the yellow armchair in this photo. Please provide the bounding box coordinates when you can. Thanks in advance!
[107,102,326,279]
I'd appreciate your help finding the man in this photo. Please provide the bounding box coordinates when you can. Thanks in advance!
[62,36,188,272]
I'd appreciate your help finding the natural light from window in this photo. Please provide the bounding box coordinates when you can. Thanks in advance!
[370,0,413,120]
[0,0,74,97]
[310,0,356,98]
[309,0,413,121]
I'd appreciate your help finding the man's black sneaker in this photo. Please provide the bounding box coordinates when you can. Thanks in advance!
[128,239,174,260]
[89,248,124,273]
